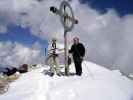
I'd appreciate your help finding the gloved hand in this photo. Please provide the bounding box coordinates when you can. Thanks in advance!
[80,56,84,60]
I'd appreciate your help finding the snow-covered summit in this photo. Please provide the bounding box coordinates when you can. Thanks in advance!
[0,61,133,100]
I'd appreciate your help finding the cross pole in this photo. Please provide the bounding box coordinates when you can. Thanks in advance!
[50,1,78,76]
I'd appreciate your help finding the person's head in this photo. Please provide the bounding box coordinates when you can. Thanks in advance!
[73,37,79,44]
[51,37,57,43]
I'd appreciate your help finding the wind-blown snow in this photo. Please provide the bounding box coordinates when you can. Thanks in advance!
[0,61,133,100]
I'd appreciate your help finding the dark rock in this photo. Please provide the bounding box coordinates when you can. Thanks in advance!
[18,64,28,73]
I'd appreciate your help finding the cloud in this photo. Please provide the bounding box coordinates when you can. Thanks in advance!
[0,0,19,33]
[0,41,45,67]
[0,0,133,74]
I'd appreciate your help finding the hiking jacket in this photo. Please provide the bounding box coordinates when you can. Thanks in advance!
[69,43,85,60]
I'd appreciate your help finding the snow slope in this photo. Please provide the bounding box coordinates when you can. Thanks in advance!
[0,61,133,100]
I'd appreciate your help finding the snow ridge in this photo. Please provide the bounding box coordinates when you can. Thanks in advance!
[0,61,133,100]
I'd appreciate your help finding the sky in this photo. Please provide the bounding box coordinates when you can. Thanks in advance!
[1,0,133,45]
[80,0,133,16]
[0,0,133,74]
[0,25,47,47]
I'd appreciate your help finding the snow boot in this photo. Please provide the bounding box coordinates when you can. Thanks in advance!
[49,72,54,77]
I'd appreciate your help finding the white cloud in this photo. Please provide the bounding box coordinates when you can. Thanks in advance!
[0,0,133,74]
[0,41,45,67]
[0,0,19,33]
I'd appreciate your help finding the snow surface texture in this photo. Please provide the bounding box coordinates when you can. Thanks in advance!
[0,61,133,100]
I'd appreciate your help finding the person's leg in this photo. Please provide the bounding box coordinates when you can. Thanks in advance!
[78,62,82,76]
[74,60,82,76]
[54,57,61,76]
[74,61,78,75]
[48,57,55,76]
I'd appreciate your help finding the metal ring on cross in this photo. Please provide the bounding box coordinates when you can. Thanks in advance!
[59,1,75,32]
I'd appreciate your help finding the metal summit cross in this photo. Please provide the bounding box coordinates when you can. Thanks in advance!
[50,0,78,76]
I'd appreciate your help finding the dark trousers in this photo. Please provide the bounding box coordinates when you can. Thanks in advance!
[74,59,82,76]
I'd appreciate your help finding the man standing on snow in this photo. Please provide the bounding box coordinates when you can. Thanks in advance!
[69,37,85,76]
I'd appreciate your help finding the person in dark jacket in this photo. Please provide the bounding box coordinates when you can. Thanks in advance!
[69,37,85,76]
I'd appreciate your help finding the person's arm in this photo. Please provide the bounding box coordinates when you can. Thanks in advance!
[80,43,85,57]
[82,44,85,57]
[69,45,74,53]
